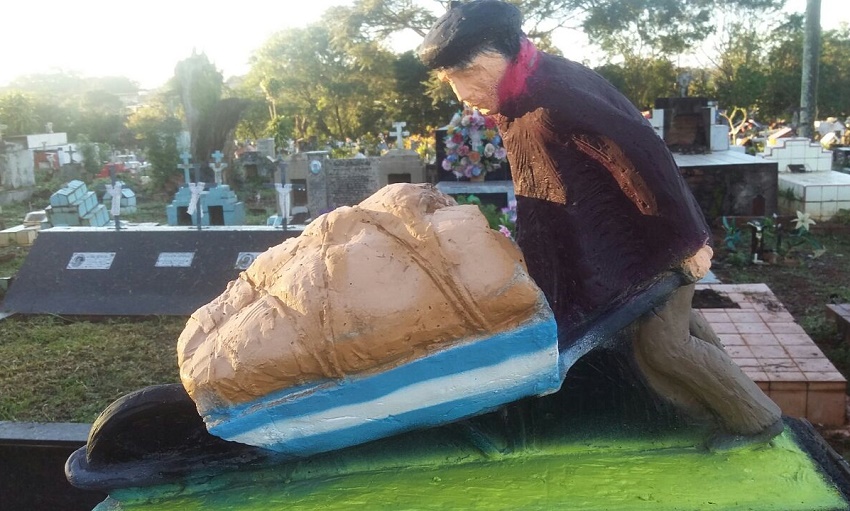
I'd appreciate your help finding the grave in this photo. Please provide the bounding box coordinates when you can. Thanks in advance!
[166,152,246,226]
[434,111,513,208]
[696,283,846,426]
[102,185,137,215]
[0,210,50,247]
[834,147,850,173]
[645,100,781,220]
[1,226,300,316]
[826,303,850,345]
[46,180,109,227]
[676,149,779,220]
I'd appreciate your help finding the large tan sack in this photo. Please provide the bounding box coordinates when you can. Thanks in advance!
[178,183,544,415]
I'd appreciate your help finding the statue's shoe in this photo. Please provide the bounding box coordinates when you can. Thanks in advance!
[178,184,561,457]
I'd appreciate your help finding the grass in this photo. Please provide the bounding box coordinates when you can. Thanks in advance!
[0,315,183,422]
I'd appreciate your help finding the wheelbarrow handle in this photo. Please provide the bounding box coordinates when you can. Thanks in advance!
[557,272,687,380]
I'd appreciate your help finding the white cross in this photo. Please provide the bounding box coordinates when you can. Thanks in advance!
[390,121,410,148]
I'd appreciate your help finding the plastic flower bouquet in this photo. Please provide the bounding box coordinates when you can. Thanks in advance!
[442,108,508,180]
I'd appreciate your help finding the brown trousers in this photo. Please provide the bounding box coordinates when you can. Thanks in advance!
[633,284,781,435]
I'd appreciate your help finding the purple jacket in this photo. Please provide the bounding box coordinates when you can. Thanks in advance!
[495,50,709,332]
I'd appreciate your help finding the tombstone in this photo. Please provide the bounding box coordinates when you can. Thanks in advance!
[305,151,331,215]
[267,183,293,228]
[166,153,202,226]
[256,138,276,160]
[264,157,290,228]
[2,226,300,316]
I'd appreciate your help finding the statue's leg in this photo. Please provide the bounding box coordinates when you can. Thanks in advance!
[689,309,724,349]
[633,284,781,438]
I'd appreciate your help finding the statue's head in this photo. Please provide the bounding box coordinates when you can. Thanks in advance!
[418,0,525,115]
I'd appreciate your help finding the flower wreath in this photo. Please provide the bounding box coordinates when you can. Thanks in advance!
[442,108,507,179]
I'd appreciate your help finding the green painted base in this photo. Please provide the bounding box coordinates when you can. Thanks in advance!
[96,423,847,511]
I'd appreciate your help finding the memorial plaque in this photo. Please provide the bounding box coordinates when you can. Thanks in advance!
[66,252,116,270]
[234,252,262,270]
[155,252,195,268]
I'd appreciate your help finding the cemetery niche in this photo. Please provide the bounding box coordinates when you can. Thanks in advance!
[63,184,850,511]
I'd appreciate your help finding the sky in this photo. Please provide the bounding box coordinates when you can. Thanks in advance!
[0,0,847,90]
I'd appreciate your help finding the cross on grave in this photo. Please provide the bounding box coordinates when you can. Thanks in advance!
[178,151,193,184]
[390,121,410,149]
[210,150,228,185]
[107,165,122,231]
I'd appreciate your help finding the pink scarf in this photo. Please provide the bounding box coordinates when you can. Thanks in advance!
[497,38,540,105]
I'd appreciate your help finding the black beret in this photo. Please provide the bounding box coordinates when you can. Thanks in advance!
[418,0,523,69]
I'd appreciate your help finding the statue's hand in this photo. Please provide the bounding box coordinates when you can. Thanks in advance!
[679,245,713,282]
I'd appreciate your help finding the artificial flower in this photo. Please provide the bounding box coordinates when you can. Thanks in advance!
[792,210,816,231]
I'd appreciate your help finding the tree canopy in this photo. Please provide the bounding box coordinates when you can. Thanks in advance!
[3,0,850,163]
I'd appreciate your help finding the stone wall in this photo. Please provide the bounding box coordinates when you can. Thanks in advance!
[0,143,36,189]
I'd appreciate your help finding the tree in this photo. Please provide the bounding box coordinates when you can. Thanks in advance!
[813,25,850,119]
[708,21,771,116]
[391,51,456,133]
[798,0,822,138]
[168,52,248,170]
[0,92,40,136]
[247,24,397,146]
[594,55,679,110]
[761,16,807,122]
[127,98,183,193]
[170,52,225,160]
[75,89,130,149]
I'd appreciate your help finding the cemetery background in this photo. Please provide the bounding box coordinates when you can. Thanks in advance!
[1,4,850,506]
[0,171,849,451]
